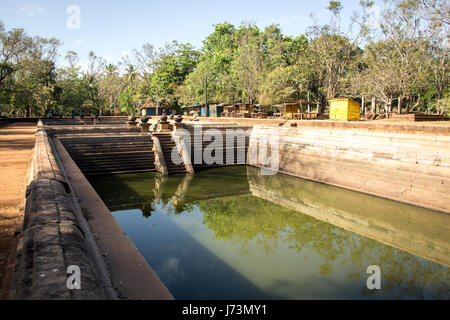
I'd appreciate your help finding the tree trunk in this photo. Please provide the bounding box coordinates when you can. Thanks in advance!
[371,97,376,114]
[205,74,208,110]
[307,91,311,113]
[397,96,402,114]
[361,96,365,115]
[409,94,420,112]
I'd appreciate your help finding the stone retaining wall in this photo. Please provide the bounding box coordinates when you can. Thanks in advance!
[185,116,450,135]
[179,124,252,168]
[248,125,450,213]
[247,166,450,267]
[9,128,116,299]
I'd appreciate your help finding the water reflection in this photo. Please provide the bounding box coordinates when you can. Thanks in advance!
[89,166,449,299]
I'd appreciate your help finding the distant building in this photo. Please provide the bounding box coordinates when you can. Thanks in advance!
[140,102,172,116]
[329,98,360,120]
[272,100,311,118]
[200,103,220,117]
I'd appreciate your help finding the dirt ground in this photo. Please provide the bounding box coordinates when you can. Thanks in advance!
[0,122,36,298]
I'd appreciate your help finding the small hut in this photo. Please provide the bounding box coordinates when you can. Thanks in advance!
[140,102,172,116]
[209,103,225,117]
[198,103,221,117]
[223,104,238,117]
[183,105,201,116]
[235,103,253,117]
[329,98,360,120]
[272,101,302,119]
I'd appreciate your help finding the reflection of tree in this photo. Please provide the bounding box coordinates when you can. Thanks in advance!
[199,196,289,255]
[198,195,449,299]
[90,168,449,299]
[89,173,158,217]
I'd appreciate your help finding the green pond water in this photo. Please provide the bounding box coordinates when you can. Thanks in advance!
[89,166,449,300]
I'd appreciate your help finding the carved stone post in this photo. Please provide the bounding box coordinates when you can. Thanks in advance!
[151,135,168,176]
[127,116,137,128]
[138,117,150,134]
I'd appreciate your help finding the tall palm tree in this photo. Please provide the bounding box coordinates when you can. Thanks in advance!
[125,64,137,84]
[105,63,117,75]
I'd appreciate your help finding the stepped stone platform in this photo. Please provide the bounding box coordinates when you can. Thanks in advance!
[59,135,156,176]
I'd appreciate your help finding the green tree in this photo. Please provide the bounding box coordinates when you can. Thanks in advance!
[231,24,265,105]
[98,63,126,114]
[118,87,137,115]
[145,41,199,107]
[0,22,33,87]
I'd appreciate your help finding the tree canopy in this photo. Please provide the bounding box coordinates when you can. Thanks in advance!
[0,0,448,117]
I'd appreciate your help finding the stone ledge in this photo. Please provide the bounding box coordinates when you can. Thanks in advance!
[9,127,114,300]
[249,126,450,213]
[9,180,106,300]
[52,137,174,300]
[182,116,450,135]
[32,130,69,191]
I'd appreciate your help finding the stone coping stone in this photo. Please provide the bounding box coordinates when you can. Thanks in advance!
[9,180,106,300]
[9,126,113,300]
[33,130,69,191]
[181,116,450,135]
[53,137,174,300]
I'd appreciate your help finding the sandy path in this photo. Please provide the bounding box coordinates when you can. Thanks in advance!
[0,122,36,297]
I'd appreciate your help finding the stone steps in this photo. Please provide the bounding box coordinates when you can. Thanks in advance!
[81,168,156,176]
[64,146,153,153]
[70,151,154,158]
[75,158,154,164]
[61,135,156,176]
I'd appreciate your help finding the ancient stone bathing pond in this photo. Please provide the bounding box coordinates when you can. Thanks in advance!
[89,166,449,300]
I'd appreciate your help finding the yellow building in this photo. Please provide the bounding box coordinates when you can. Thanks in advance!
[283,103,299,118]
[329,98,360,120]
[273,101,308,119]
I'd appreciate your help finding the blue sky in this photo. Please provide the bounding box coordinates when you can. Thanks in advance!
[0,0,383,68]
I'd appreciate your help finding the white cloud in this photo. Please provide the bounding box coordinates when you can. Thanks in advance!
[18,3,46,16]
[72,39,83,46]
